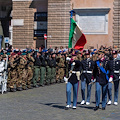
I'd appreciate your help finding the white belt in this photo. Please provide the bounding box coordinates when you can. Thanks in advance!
[72,71,80,74]
[83,71,92,74]
[72,71,76,73]
[114,71,119,73]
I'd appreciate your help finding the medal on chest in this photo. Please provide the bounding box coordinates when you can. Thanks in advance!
[100,62,103,67]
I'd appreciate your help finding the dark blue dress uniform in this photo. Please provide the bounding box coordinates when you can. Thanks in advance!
[107,51,120,105]
[66,60,81,109]
[80,58,95,104]
[93,58,109,110]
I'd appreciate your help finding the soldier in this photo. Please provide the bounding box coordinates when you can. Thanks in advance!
[65,54,81,110]
[32,51,41,88]
[50,53,56,84]
[56,53,61,83]
[46,53,51,85]
[46,53,56,85]
[40,51,46,87]
[26,51,35,89]
[80,50,95,105]
[56,53,65,83]
[107,50,120,105]
[91,49,98,61]
[7,53,18,92]
[17,52,28,90]
[93,51,109,111]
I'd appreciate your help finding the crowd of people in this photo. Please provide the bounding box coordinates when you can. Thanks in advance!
[0,45,120,111]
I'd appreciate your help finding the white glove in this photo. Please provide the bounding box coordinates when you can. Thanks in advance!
[91,79,96,82]
[64,77,68,83]
[72,62,75,66]
[109,77,113,82]
[66,57,71,61]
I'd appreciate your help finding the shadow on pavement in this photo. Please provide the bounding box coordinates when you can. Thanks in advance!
[78,105,95,110]
[39,102,65,109]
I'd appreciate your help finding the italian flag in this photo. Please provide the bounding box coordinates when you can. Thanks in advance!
[68,18,87,51]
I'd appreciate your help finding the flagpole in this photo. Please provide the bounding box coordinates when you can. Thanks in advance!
[69,3,75,29]
[69,3,75,51]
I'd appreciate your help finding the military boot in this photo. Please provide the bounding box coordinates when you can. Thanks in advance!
[17,87,23,91]
[10,88,16,92]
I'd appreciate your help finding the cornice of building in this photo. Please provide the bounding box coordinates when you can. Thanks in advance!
[12,0,45,1]
[73,7,110,10]
[12,0,33,1]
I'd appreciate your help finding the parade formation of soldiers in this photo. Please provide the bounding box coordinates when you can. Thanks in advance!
[0,45,120,111]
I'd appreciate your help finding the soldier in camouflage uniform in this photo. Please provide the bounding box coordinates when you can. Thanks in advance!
[17,53,28,90]
[7,53,18,92]
[26,51,35,89]
[56,54,65,83]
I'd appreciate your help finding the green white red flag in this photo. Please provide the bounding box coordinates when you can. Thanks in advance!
[68,18,87,51]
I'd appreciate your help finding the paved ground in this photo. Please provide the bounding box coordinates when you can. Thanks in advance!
[0,82,120,120]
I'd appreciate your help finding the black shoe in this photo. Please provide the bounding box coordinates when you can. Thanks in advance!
[27,86,33,89]
[56,81,60,83]
[33,85,39,88]
[4,91,8,94]
[46,83,50,86]
[10,88,16,92]
[17,87,23,91]
[40,85,45,87]
[102,107,105,110]
[7,88,10,92]
[60,80,64,83]
[94,106,99,111]
[65,107,69,110]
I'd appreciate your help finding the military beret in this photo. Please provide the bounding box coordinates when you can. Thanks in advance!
[17,52,21,55]
[93,49,97,52]
[7,52,10,55]
[11,53,16,56]
[0,52,4,55]
[21,52,26,55]
[58,51,62,53]
[27,51,31,53]
[91,52,95,55]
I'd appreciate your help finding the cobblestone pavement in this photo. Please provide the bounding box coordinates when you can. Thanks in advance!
[0,82,120,120]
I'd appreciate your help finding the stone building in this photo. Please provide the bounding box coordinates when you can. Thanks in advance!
[0,0,119,49]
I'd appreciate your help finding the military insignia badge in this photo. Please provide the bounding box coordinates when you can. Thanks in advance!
[100,62,103,66]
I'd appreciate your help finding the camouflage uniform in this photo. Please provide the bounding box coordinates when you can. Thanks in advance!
[7,57,18,92]
[26,53,35,88]
[17,55,27,90]
[56,55,65,82]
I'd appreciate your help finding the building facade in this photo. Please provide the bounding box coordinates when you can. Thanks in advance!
[0,0,119,49]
